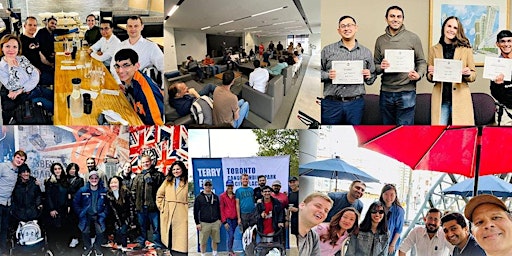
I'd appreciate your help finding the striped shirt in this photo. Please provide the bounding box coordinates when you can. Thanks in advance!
[125,71,164,125]
[321,40,376,97]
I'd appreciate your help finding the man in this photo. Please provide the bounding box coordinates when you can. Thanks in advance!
[490,30,512,125]
[220,180,237,256]
[374,6,427,125]
[114,48,164,125]
[248,60,269,93]
[271,180,288,208]
[168,81,216,117]
[321,15,376,125]
[441,212,485,256]
[288,177,299,242]
[256,186,284,243]
[325,180,365,222]
[73,171,108,256]
[253,175,267,202]
[36,17,78,69]
[87,19,121,67]
[276,41,284,58]
[399,208,452,256]
[10,164,43,223]
[20,16,54,86]
[84,14,101,46]
[0,150,26,254]
[194,180,221,256]
[267,57,288,76]
[236,173,256,233]
[185,56,205,83]
[86,157,107,185]
[131,155,165,250]
[110,16,163,85]
[464,194,512,256]
[212,71,249,128]
[298,192,333,255]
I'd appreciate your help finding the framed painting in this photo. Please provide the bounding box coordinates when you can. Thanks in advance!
[430,0,510,66]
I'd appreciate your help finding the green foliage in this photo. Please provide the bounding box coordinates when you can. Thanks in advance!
[252,129,299,177]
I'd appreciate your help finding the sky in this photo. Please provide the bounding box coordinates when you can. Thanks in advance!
[188,129,260,158]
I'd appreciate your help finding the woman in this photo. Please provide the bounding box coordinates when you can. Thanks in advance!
[44,163,70,255]
[105,176,135,252]
[296,43,303,54]
[427,16,476,125]
[66,163,84,248]
[379,184,405,256]
[117,162,134,189]
[156,161,188,256]
[346,201,389,256]
[0,34,53,123]
[312,207,359,256]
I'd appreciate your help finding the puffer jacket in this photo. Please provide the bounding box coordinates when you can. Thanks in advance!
[73,181,108,232]
[10,176,42,221]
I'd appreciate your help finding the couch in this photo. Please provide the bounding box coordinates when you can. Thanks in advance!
[281,65,293,96]
[360,93,496,125]
[241,75,284,123]
[164,75,205,125]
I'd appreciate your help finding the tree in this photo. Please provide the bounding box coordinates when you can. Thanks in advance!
[253,129,298,177]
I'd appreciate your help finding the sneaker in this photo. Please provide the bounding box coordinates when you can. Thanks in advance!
[101,242,114,248]
[69,238,79,248]
[94,249,104,256]
[81,248,93,256]
[121,247,132,252]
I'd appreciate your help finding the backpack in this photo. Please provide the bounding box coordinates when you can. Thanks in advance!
[190,95,214,125]
[16,220,44,246]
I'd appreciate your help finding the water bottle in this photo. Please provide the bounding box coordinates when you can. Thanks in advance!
[70,78,83,118]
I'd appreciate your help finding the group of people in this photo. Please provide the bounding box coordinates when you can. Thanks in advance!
[193,174,299,256]
[0,13,164,125]
[299,179,512,256]
[0,151,190,256]
[321,5,512,126]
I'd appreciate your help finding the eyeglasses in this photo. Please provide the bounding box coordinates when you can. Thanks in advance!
[114,63,133,70]
[371,210,385,215]
[499,39,512,44]
[339,23,356,29]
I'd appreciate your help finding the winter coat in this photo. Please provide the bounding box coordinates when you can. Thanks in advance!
[44,176,69,227]
[72,182,108,232]
[131,168,164,212]
[156,179,188,253]
[105,187,135,229]
[10,176,42,221]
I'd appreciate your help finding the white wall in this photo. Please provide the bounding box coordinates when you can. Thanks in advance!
[164,26,178,72]
[174,30,207,65]
[244,32,257,53]
[309,33,321,56]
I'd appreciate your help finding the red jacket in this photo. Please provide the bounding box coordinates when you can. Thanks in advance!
[220,191,237,223]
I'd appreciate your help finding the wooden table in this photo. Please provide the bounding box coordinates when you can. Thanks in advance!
[53,42,143,125]
[117,24,127,30]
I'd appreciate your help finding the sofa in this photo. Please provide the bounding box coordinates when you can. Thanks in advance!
[281,65,293,96]
[164,75,205,125]
[360,93,496,125]
[241,75,284,123]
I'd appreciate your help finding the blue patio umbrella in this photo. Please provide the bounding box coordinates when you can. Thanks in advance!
[299,157,379,190]
[442,175,512,197]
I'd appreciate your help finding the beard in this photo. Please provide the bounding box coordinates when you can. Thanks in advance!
[426,224,439,233]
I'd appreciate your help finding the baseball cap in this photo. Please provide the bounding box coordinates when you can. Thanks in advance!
[464,194,508,222]
[226,180,234,186]
[204,180,212,186]
[88,171,99,178]
[289,176,298,182]
[272,180,282,186]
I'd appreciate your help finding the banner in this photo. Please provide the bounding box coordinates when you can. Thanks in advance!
[192,156,290,253]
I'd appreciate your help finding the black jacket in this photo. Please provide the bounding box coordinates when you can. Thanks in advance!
[68,176,85,200]
[11,176,42,221]
[193,192,220,224]
[106,187,135,229]
[131,167,164,212]
[256,197,284,233]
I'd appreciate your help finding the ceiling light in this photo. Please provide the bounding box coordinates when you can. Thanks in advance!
[166,5,179,18]
[251,6,287,17]
[225,30,235,33]
[273,20,296,25]
[244,26,258,30]
[219,20,234,26]
[201,26,211,30]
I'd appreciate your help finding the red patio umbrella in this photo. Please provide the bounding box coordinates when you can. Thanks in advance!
[353,125,512,195]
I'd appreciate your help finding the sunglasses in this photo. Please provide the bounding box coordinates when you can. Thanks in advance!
[371,210,385,215]
[204,184,212,187]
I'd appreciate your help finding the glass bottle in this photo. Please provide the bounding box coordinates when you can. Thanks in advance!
[70,78,83,118]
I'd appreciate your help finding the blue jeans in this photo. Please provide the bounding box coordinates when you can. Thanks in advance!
[321,97,364,125]
[28,86,54,113]
[233,99,249,128]
[379,90,416,125]
[208,65,221,76]
[440,101,452,125]
[0,205,9,253]
[81,214,104,253]
[198,83,217,98]
[226,218,238,252]
[136,207,164,249]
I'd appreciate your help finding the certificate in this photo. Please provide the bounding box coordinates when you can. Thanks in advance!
[332,60,363,84]
[483,56,512,81]
[432,58,462,83]
[384,49,414,73]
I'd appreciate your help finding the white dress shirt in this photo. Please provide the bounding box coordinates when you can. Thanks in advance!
[249,67,269,93]
[110,36,163,84]
[90,34,121,65]
[399,226,453,256]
